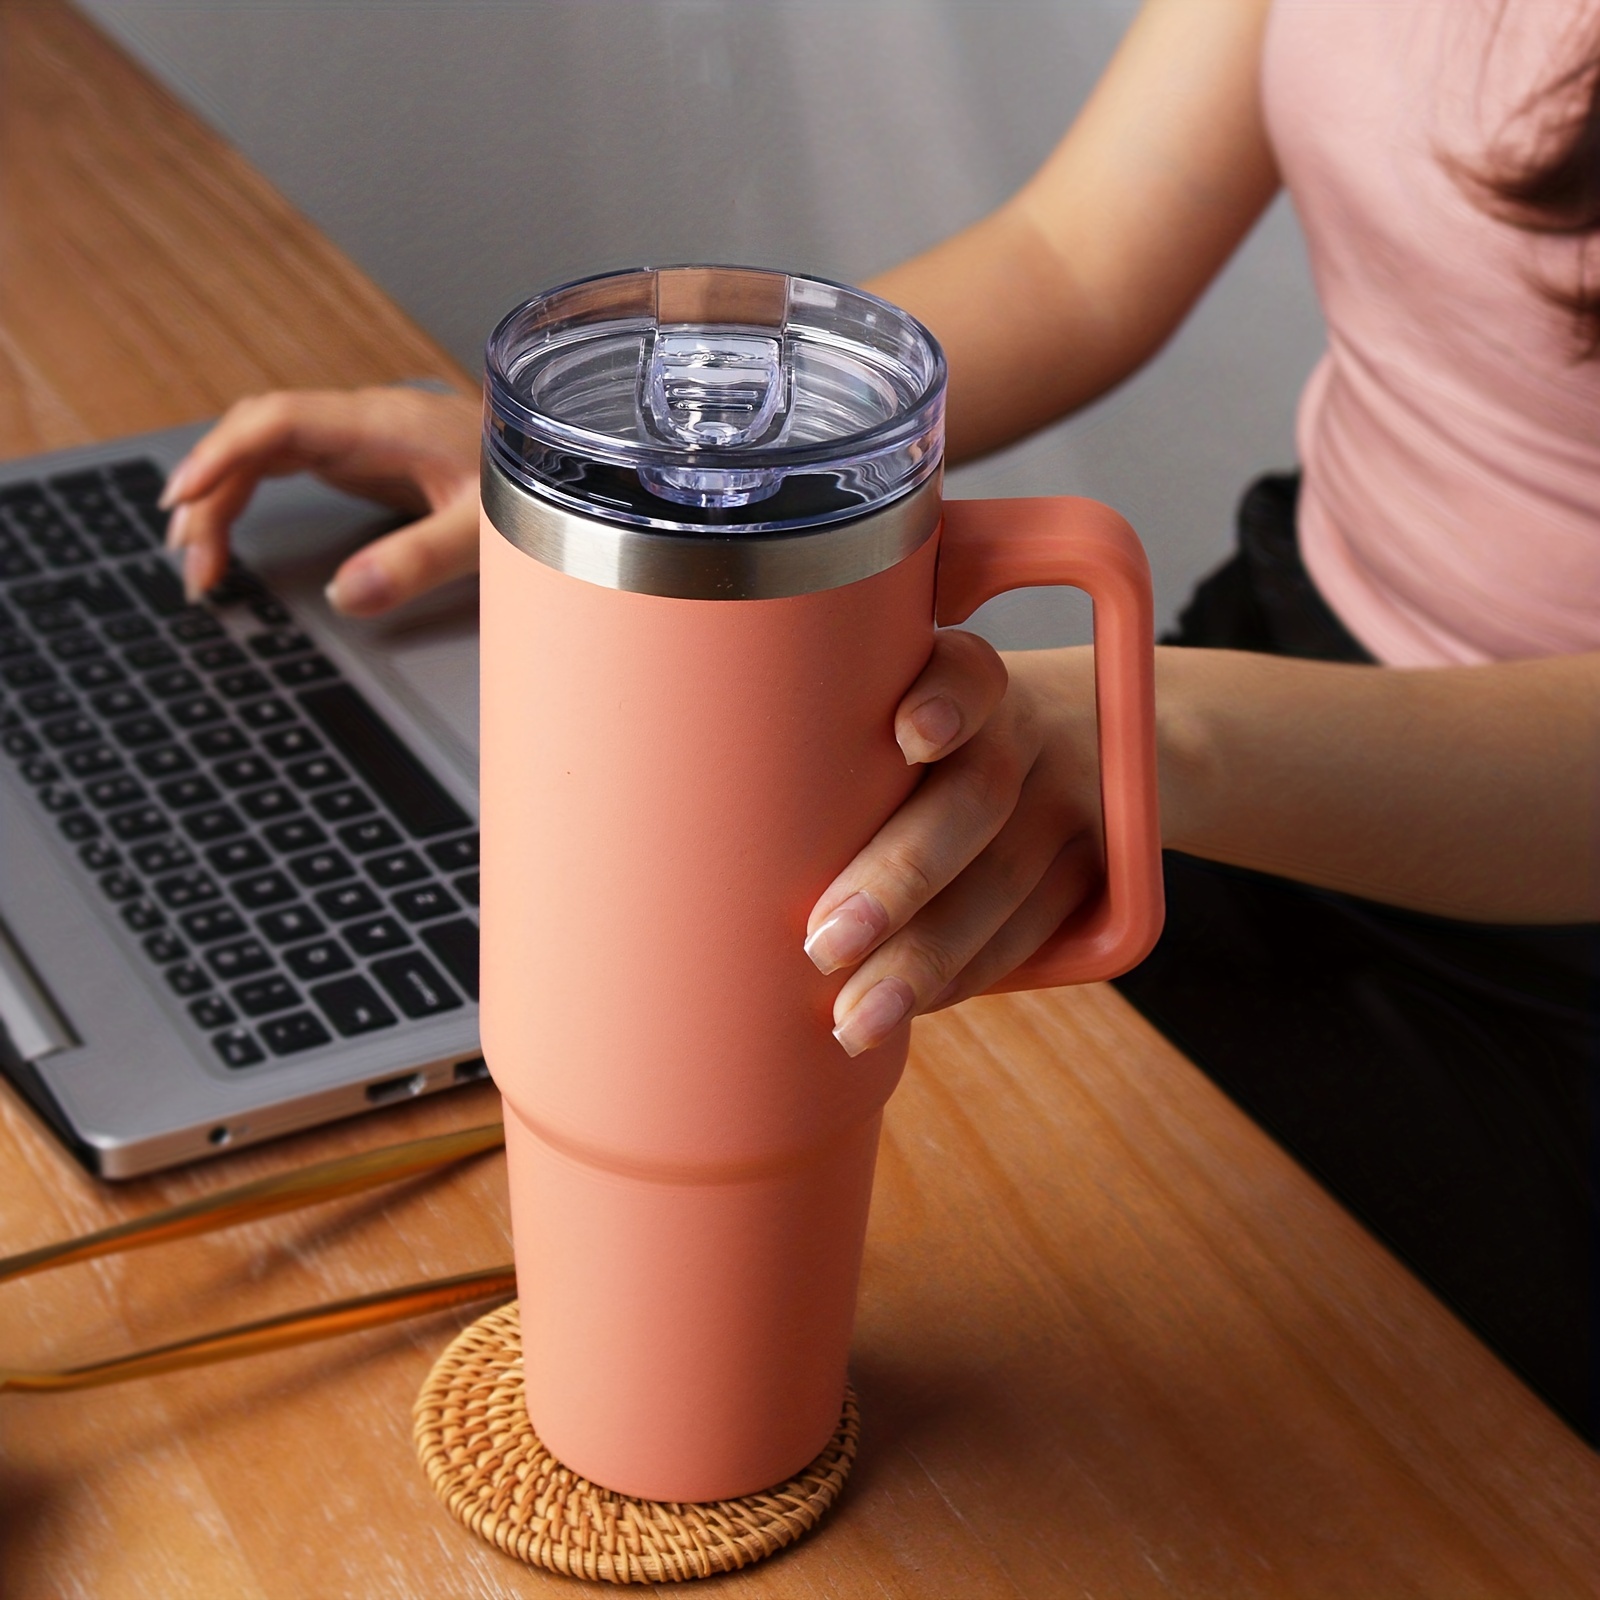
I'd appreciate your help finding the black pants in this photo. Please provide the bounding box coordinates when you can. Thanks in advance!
[1113,475,1600,1443]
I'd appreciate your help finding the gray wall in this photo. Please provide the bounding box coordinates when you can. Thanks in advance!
[77,0,1325,647]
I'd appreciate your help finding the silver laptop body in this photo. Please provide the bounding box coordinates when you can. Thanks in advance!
[0,421,485,1179]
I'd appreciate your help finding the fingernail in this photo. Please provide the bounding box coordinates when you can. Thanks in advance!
[164,503,189,551]
[325,557,392,615]
[181,543,208,602]
[899,695,961,763]
[832,976,915,1058]
[804,890,889,975]
[159,457,193,510]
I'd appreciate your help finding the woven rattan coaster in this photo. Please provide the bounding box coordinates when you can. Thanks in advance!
[414,1302,859,1583]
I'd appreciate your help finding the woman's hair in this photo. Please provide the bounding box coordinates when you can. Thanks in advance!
[1474,35,1600,352]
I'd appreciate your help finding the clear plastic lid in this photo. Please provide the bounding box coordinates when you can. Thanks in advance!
[484,266,946,534]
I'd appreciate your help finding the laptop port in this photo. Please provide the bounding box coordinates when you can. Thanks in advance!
[453,1056,489,1084]
[365,1071,425,1105]
[207,1125,231,1147]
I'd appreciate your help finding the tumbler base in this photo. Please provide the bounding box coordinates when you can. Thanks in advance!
[414,1301,859,1584]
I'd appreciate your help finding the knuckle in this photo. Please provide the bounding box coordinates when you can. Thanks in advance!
[876,842,938,910]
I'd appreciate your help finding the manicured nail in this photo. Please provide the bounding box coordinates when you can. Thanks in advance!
[159,456,194,510]
[898,695,960,763]
[181,543,208,602]
[832,976,915,1058]
[325,557,392,615]
[804,890,889,975]
[164,503,190,551]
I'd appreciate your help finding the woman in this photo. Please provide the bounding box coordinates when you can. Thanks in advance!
[162,0,1599,1440]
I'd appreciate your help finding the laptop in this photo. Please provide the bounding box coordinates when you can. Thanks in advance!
[0,419,485,1179]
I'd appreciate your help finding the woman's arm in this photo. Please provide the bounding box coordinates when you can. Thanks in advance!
[807,641,1600,1056]
[869,0,1281,462]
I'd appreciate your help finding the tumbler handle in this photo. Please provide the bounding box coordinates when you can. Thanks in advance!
[935,498,1164,989]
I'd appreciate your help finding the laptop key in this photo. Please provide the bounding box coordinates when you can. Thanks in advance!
[284,938,352,981]
[190,639,247,672]
[69,657,124,688]
[21,685,75,718]
[121,898,164,931]
[239,697,294,729]
[310,975,397,1037]
[47,631,103,662]
[124,639,180,671]
[232,974,300,1016]
[179,905,246,944]
[190,724,249,759]
[102,613,155,643]
[273,655,337,687]
[392,883,458,923]
[258,1010,331,1056]
[257,904,325,945]
[2,658,54,689]
[58,811,100,840]
[145,666,203,699]
[41,715,97,748]
[454,872,479,906]
[189,994,234,1029]
[181,805,245,842]
[212,1027,265,1068]
[263,816,326,853]
[108,805,170,841]
[213,754,273,789]
[336,818,401,854]
[311,786,373,822]
[64,743,120,777]
[261,724,321,760]
[165,960,210,996]
[426,834,479,872]
[206,838,271,876]
[79,840,120,871]
[155,870,221,908]
[27,605,82,635]
[122,556,186,616]
[2,728,40,757]
[315,883,382,922]
[169,695,225,729]
[131,837,195,874]
[169,610,224,644]
[366,849,427,888]
[98,869,141,901]
[420,918,479,1001]
[35,783,81,814]
[235,870,296,909]
[342,915,411,956]
[239,784,299,820]
[134,743,195,777]
[89,685,150,719]
[215,668,272,700]
[371,952,461,1018]
[157,774,221,810]
[289,848,353,887]
[208,939,275,982]
[248,629,313,660]
[85,774,147,810]
[284,755,346,790]
[110,714,172,748]
[144,929,186,965]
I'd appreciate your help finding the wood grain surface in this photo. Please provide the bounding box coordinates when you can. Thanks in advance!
[1,3,1597,1596]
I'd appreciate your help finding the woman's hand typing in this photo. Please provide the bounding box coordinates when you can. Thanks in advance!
[805,635,1108,1056]
[159,385,481,615]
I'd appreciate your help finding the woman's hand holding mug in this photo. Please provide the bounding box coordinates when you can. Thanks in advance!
[807,638,1109,1056]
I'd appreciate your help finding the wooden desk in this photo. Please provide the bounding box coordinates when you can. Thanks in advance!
[2,5,1597,1594]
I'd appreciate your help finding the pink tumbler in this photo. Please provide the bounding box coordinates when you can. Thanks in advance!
[479,266,1163,1501]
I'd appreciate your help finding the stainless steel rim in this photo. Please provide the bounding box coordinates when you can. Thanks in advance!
[482,464,941,600]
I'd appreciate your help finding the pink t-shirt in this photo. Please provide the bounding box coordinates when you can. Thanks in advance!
[1263,0,1600,665]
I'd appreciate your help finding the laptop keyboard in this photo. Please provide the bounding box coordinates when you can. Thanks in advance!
[0,457,479,1070]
